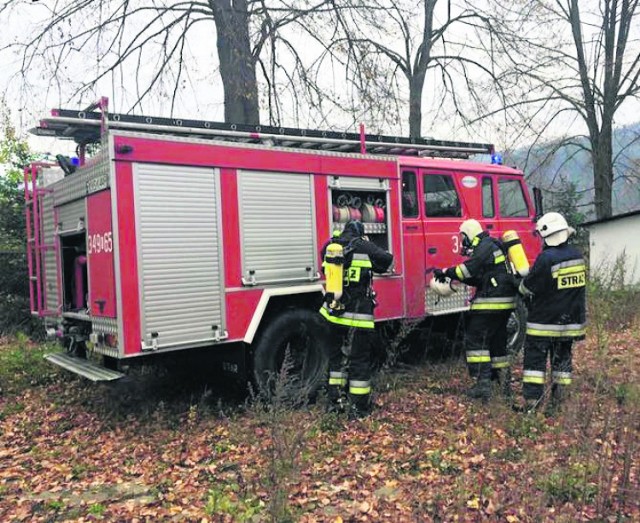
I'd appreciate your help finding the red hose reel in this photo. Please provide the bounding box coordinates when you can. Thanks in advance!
[333,193,385,224]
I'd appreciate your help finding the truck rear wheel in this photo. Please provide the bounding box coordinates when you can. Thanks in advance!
[252,309,329,401]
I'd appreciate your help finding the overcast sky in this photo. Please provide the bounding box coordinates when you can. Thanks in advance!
[0,0,507,153]
[3,0,640,160]
[0,0,228,155]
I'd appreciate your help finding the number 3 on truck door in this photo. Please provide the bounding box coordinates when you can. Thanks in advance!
[451,234,460,254]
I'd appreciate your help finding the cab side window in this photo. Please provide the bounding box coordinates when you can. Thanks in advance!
[498,178,529,217]
[423,174,461,217]
[402,171,419,218]
[482,177,495,217]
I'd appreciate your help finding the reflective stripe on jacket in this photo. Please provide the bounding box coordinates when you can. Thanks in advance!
[320,304,375,329]
[452,233,516,312]
[319,234,393,329]
[520,243,587,339]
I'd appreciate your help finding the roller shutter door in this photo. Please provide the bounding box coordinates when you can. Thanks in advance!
[134,164,225,350]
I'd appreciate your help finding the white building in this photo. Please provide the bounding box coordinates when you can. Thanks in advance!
[582,210,640,287]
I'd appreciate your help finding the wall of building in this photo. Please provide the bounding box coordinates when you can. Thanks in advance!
[587,215,640,286]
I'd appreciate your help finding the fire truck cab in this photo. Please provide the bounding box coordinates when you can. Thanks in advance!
[25,99,540,390]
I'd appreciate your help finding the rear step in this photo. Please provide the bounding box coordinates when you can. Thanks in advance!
[45,352,124,382]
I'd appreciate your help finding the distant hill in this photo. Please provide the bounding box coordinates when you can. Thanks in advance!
[502,124,640,220]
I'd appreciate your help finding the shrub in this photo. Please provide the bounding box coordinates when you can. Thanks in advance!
[541,463,598,504]
[0,333,60,394]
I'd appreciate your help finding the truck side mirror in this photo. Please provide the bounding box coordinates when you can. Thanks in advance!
[532,187,544,220]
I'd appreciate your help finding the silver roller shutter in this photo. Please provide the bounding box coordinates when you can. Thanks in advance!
[57,198,86,234]
[328,176,389,191]
[42,193,58,313]
[134,164,225,350]
[238,170,317,285]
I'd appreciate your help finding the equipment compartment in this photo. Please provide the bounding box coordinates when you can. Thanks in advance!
[330,187,389,251]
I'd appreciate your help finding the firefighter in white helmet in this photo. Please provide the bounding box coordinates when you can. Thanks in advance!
[434,219,517,400]
[320,220,393,418]
[518,212,586,413]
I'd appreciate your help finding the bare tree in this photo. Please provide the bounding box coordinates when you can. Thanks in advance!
[483,0,640,219]
[1,0,330,125]
[309,0,502,137]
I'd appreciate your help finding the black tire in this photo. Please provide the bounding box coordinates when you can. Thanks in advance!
[507,296,527,357]
[252,308,329,401]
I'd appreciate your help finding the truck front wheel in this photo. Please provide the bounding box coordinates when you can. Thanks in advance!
[252,309,329,401]
[506,297,527,356]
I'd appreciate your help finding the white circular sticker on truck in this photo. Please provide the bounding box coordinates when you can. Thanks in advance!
[461,175,478,188]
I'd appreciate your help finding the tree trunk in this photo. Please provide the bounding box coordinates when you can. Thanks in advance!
[408,73,426,138]
[591,127,614,219]
[211,0,260,124]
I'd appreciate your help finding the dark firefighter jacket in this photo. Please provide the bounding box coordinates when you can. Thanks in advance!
[320,232,393,329]
[445,231,517,312]
[519,242,586,339]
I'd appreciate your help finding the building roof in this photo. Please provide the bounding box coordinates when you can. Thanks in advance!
[582,208,640,227]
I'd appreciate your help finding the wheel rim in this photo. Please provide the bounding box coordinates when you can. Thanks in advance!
[506,310,521,351]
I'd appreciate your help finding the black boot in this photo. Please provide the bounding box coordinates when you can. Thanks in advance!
[498,368,513,399]
[466,379,492,401]
[546,385,567,416]
[512,397,541,414]
[348,393,372,420]
[326,385,347,414]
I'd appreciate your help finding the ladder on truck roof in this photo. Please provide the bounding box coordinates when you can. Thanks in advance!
[31,107,494,159]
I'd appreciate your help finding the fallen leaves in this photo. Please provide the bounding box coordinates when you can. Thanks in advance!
[1,326,639,522]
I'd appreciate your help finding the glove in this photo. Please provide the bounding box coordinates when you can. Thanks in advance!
[433,268,447,283]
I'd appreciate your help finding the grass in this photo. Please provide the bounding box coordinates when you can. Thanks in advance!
[0,290,639,521]
[541,462,599,504]
[204,484,264,521]
[0,333,62,395]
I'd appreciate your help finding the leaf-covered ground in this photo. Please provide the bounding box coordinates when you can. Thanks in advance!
[1,325,638,522]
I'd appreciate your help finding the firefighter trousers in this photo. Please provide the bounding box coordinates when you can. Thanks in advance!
[326,324,374,413]
[465,311,511,382]
[522,337,573,401]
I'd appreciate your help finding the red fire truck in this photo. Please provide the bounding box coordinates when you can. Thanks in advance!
[25,98,541,389]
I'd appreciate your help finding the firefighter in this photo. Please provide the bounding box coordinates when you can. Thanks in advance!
[320,220,393,419]
[518,212,586,412]
[434,219,517,400]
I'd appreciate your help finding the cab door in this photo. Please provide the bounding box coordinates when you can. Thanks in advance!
[400,170,426,318]
[496,176,540,261]
[421,170,465,274]
[479,175,498,235]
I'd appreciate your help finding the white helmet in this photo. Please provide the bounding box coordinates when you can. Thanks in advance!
[430,277,457,297]
[459,219,484,253]
[536,212,574,246]
[459,219,483,240]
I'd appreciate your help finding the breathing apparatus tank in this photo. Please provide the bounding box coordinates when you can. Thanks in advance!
[324,241,346,310]
[501,230,530,277]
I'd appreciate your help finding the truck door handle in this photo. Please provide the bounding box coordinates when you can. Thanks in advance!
[405,225,419,230]
[428,247,437,254]
[486,224,494,229]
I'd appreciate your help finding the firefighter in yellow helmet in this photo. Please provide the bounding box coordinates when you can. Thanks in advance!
[434,219,517,400]
[320,220,393,418]
[518,212,586,413]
